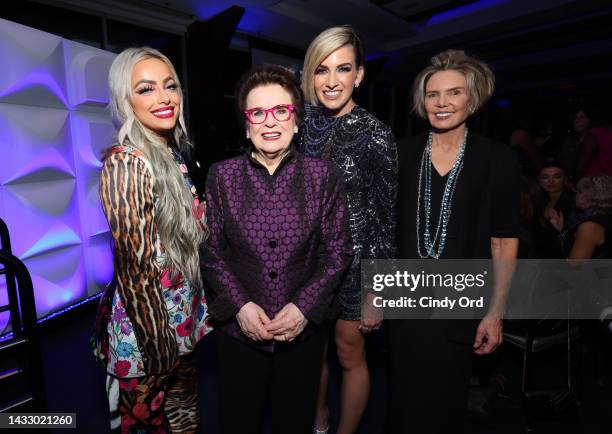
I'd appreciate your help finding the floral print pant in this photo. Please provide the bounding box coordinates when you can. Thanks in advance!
[107,354,198,433]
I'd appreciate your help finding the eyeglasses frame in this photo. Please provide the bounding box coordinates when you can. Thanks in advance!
[244,104,296,124]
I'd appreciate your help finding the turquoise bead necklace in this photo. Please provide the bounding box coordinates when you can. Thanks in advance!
[416,128,468,258]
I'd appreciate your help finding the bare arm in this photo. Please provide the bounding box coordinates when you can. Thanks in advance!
[488,237,519,318]
[473,237,518,355]
[569,221,604,260]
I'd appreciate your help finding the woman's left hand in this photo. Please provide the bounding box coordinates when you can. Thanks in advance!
[359,293,383,333]
[473,316,503,355]
[265,303,308,342]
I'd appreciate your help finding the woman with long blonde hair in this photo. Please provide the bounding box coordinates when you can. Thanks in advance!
[92,47,212,433]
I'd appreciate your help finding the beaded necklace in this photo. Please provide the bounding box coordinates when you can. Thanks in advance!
[416,129,468,258]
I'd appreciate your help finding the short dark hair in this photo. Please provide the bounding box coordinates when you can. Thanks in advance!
[235,65,305,126]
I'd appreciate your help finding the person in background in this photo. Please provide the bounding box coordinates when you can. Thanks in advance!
[200,65,353,434]
[93,47,211,433]
[530,160,576,258]
[298,25,397,434]
[534,117,566,161]
[586,114,612,177]
[558,108,597,182]
[510,120,541,177]
[550,175,612,259]
[393,49,520,434]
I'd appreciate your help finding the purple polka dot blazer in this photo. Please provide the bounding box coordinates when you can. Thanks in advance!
[200,150,353,350]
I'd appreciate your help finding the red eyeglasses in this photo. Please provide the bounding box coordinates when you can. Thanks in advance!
[244,104,295,124]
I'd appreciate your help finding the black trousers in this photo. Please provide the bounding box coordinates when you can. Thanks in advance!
[386,320,474,434]
[216,329,327,434]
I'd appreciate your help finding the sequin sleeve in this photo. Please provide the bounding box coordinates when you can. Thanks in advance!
[200,163,252,321]
[362,124,398,259]
[99,151,178,375]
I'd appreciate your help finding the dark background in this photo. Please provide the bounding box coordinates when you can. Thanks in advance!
[4,0,612,194]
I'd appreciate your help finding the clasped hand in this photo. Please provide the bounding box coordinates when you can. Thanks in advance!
[236,302,308,342]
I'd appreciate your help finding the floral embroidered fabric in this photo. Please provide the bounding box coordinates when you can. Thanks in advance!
[94,144,213,378]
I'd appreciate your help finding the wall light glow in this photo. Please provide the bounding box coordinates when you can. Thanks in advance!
[0,17,115,329]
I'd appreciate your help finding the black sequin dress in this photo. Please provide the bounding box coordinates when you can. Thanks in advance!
[297,104,398,320]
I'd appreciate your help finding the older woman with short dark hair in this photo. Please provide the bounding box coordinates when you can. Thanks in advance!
[391,50,521,434]
[200,65,353,434]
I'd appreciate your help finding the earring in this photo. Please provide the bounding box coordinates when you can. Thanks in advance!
[355,82,360,88]
[293,125,298,133]
[246,130,250,139]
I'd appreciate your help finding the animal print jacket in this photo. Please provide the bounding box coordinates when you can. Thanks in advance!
[93,144,212,378]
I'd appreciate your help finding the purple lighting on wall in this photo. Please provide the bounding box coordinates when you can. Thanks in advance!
[20,223,81,260]
[0,17,115,325]
[0,69,69,107]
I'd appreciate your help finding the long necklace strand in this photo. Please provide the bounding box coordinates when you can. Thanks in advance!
[416,129,468,258]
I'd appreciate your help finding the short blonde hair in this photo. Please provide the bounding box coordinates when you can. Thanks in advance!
[301,25,364,104]
[577,176,612,208]
[412,49,494,119]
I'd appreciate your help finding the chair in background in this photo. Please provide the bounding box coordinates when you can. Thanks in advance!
[503,318,582,431]
[0,217,47,412]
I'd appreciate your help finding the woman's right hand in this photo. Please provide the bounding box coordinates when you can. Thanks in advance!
[545,208,564,232]
[236,302,273,341]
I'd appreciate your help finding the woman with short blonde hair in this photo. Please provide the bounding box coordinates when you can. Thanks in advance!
[587,175,612,208]
[298,25,397,434]
[392,49,520,433]
[301,25,364,105]
[557,175,612,259]
[412,49,494,119]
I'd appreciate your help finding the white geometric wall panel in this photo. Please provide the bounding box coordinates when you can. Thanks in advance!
[0,17,116,325]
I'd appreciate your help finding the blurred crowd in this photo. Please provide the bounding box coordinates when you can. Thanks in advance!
[509,107,612,260]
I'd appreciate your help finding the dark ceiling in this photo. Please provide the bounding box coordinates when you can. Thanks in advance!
[373,0,612,110]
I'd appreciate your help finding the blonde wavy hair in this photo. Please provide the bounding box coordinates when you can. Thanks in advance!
[577,175,612,208]
[107,46,204,285]
[301,25,365,105]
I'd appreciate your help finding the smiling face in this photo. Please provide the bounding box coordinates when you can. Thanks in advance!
[131,57,180,140]
[314,44,364,117]
[538,166,566,195]
[424,69,471,133]
[246,83,296,160]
